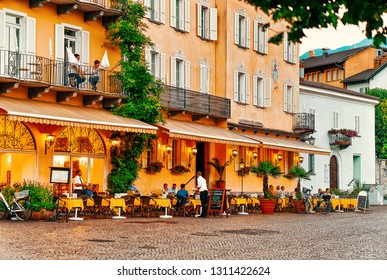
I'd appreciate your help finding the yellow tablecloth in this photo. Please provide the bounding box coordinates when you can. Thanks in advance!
[247,197,260,206]
[60,198,84,211]
[312,197,357,210]
[108,198,126,210]
[153,198,172,209]
[229,197,247,206]
[189,199,201,209]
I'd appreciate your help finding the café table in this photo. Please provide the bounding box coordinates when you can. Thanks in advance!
[60,197,84,221]
[153,198,172,218]
[189,199,202,216]
[234,197,249,215]
[109,198,126,219]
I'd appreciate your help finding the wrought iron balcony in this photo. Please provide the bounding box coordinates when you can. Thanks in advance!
[293,113,315,132]
[160,85,231,119]
[0,49,124,100]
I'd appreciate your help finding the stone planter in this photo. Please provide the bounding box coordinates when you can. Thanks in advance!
[259,199,277,214]
[31,209,55,220]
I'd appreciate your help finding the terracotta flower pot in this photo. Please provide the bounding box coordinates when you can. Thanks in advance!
[259,199,277,214]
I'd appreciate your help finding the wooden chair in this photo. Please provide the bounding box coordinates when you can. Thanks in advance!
[139,195,158,217]
[173,195,193,217]
[122,195,140,217]
[92,195,111,218]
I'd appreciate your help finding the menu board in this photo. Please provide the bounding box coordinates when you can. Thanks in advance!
[50,167,71,184]
[208,188,228,218]
[356,191,368,211]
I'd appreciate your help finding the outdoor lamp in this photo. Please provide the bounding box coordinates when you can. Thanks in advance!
[275,154,282,165]
[298,156,304,165]
[250,151,258,165]
[230,149,238,162]
[188,147,197,167]
[308,136,316,145]
[239,159,245,170]
[45,134,55,154]
[163,145,172,160]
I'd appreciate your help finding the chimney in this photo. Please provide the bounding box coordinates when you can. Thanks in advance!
[309,50,315,57]
[322,48,329,58]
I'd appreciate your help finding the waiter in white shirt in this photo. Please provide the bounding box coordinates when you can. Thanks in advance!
[73,169,86,197]
[196,171,208,218]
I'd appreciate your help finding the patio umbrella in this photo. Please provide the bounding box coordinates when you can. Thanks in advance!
[11,28,18,52]
[100,50,110,68]
[66,47,78,64]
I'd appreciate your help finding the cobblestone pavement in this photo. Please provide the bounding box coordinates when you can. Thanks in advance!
[0,206,386,260]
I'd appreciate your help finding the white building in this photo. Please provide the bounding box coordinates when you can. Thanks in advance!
[299,80,379,191]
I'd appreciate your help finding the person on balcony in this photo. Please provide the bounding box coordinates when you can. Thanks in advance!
[89,59,101,90]
[68,54,86,88]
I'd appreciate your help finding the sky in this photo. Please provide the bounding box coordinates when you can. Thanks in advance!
[299,23,368,55]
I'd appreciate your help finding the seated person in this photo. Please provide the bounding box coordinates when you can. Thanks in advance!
[176,184,189,208]
[127,184,140,194]
[68,54,86,88]
[161,183,168,198]
[88,59,101,90]
[84,183,93,197]
[268,185,278,197]
[278,186,286,198]
[168,183,178,196]
[92,184,98,196]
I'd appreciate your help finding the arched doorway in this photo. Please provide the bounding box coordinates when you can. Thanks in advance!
[52,126,106,192]
[0,116,36,185]
[329,155,338,189]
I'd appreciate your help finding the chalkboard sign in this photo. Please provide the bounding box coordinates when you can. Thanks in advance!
[355,191,368,212]
[208,188,228,218]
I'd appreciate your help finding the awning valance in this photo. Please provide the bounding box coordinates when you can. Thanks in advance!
[246,134,331,155]
[0,96,157,134]
[158,119,259,147]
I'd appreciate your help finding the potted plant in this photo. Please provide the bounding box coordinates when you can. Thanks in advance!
[251,161,283,214]
[170,165,190,175]
[145,160,164,174]
[284,165,312,212]
[207,157,230,189]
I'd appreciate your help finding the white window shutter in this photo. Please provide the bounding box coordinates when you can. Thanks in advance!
[170,0,176,27]
[246,18,250,48]
[145,48,151,70]
[253,75,258,106]
[0,10,5,49]
[155,53,160,79]
[81,30,90,65]
[283,84,288,112]
[234,71,239,101]
[171,57,176,86]
[209,8,217,41]
[144,0,150,18]
[283,32,288,61]
[185,60,190,89]
[160,0,166,23]
[245,74,250,104]
[184,0,190,32]
[55,24,64,61]
[160,53,166,83]
[206,65,210,93]
[199,64,204,92]
[253,20,258,51]
[264,29,268,53]
[264,78,271,107]
[292,43,297,63]
[154,0,160,21]
[197,3,202,36]
[25,17,36,55]
[234,13,239,45]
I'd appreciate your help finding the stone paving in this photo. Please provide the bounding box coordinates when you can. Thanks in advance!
[0,206,386,260]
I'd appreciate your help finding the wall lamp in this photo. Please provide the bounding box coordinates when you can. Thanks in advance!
[45,134,55,154]
[298,156,304,166]
[188,147,197,167]
[275,153,282,165]
[163,145,172,161]
[301,135,316,145]
[250,151,258,165]
[229,149,238,163]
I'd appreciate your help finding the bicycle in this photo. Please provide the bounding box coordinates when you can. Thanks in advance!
[0,189,32,221]
[314,194,332,214]
[297,187,315,214]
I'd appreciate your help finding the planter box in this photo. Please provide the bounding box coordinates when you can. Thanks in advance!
[31,209,54,220]
[259,199,276,214]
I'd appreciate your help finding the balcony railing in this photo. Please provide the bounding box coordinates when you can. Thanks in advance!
[161,85,231,119]
[293,113,315,132]
[48,0,120,10]
[328,133,352,149]
[0,49,124,96]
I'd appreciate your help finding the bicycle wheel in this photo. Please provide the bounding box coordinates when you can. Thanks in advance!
[317,201,329,214]
[0,200,8,219]
[14,198,32,221]
[296,200,306,214]
[306,198,315,213]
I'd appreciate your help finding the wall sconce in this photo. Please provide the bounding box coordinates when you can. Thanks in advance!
[163,145,172,161]
[275,153,282,165]
[250,151,258,165]
[45,134,55,154]
[188,147,197,167]
[301,135,316,145]
[239,159,245,170]
[229,149,238,162]
[110,139,121,147]
[298,156,304,166]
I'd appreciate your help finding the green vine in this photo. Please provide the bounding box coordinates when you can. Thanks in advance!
[106,1,164,193]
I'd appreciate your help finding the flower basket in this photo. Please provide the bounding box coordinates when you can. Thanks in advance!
[145,161,164,174]
[170,165,190,175]
[237,166,251,176]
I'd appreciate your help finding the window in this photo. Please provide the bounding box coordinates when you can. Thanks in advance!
[171,56,190,89]
[308,154,315,175]
[253,75,271,108]
[234,12,250,48]
[306,74,311,81]
[145,48,166,82]
[199,62,210,94]
[318,73,322,82]
[312,73,317,82]
[326,70,331,82]
[55,24,89,64]
[337,69,343,80]
[234,70,250,104]
[253,20,268,54]
[144,0,165,23]
[0,10,36,55]
[332,111,339,128]
[170,0,190,32]
[355,115,360,135]
[283,32,297,63]
[197,3,217,40]
[283,84,295,113]
[332,69,337,80]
